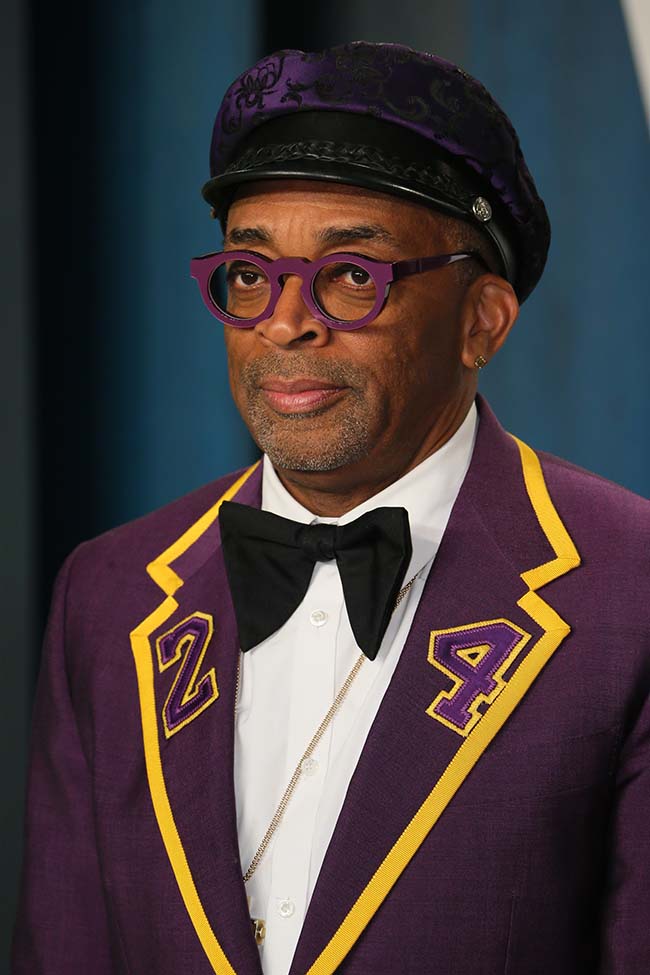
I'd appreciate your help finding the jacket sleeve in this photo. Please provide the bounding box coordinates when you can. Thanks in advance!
[12,549,118,974]
[599,680,650,973]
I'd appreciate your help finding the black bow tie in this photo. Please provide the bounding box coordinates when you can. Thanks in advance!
[219,501,412,660]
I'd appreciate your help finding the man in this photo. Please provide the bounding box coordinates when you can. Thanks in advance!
[13,41,650,975]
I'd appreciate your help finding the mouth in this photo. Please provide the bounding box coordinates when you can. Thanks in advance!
[258,377,349,415]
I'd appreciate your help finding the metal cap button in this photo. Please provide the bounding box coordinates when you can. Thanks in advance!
[472,196,492,222]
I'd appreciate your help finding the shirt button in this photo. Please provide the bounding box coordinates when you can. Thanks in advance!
[309,609,328,627]
[300,757,319,776]
[278,898,295,918]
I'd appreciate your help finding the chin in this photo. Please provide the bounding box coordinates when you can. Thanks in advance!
[258,431,372,475]
[247,403,375,474]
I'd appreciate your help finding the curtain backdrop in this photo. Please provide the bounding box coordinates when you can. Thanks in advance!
[91,0,260,530]
[470,0,650,494]
[33,0,261,612]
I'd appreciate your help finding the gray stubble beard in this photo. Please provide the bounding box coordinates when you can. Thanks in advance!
[236,352,377,473]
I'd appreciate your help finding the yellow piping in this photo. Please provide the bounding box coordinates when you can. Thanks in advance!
[129,462,259,975]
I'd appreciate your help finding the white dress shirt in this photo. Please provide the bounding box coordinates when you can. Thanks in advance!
[233,403,478,975]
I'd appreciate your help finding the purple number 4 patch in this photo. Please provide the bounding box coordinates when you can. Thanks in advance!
[426,619,530,736]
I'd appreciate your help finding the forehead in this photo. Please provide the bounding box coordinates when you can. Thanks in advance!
[226,178,444,240]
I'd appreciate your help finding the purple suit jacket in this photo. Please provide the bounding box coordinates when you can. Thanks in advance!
[12,398,650,974]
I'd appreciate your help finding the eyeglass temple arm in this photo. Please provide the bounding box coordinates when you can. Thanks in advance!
[390,251,486,282]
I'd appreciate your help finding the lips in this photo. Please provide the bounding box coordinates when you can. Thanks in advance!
[259,377,347,414]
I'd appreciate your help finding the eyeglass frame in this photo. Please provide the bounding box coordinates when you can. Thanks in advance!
[190,249,484,331]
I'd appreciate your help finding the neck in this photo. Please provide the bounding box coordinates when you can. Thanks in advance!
[273,393,475,517]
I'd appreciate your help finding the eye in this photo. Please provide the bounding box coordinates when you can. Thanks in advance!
[346,266,371,286]
[329,263,373,288]
[226,263,266,289]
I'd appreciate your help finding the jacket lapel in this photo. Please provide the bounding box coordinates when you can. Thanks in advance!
[290,398,581,975]
[130,463,263,975]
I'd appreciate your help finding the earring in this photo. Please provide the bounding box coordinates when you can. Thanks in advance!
[474,354,487,369]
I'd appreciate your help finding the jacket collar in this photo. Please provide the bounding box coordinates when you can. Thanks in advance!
[130,397,580,975]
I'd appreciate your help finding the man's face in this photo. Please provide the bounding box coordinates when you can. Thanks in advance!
[222,180,474,486]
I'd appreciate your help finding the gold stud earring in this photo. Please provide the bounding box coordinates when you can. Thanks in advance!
[474,354,487,369]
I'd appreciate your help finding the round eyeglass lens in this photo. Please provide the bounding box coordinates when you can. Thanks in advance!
[208,257,272,320]
[313,261,378,323]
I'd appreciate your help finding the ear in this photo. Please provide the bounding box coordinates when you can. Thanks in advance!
[459,275,519,370]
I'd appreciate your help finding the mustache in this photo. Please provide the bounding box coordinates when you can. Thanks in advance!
[238,352,367,391]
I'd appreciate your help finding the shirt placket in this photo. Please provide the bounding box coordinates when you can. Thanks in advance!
[261,560,342,974]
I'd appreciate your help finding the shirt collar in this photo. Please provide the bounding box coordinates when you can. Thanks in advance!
[261,401,478,580]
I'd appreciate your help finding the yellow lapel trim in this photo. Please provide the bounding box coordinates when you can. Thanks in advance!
[147,463,260,596]
[513,436,581,589]
[129,462,259,975]
[305,436,581,975]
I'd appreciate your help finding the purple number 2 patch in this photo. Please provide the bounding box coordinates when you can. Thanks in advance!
[426,619,531,736]
[156,612,219,738]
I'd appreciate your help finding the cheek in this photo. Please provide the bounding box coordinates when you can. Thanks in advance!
[371,309,464,417]
[335,330,426,431]
[374,313,449,388]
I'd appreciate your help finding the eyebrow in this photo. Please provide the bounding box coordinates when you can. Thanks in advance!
[315,224,399,247]
[224,226,272,246]
[224,223,400,249]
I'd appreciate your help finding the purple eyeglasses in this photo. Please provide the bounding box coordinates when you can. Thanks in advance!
[190,249,481,331]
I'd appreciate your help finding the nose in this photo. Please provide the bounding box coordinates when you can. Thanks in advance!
[255,273,331,348]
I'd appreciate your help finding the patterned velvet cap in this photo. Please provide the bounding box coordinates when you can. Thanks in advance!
[203,42,551,302]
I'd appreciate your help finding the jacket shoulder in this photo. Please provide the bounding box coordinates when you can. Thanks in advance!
[64,466,254,583]
[538,448,650,549]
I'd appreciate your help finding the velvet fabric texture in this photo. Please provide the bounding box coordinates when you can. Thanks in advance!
[12,397,650,974]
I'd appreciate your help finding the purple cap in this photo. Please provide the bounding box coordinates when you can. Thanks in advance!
[203,42,551,302]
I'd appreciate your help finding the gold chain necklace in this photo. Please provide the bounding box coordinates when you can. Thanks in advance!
[235,571,419,886]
